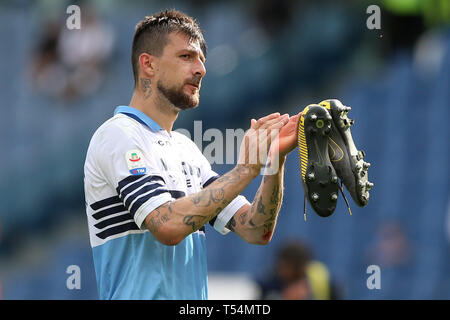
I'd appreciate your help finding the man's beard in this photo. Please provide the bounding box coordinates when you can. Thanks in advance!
[157,79,200,110]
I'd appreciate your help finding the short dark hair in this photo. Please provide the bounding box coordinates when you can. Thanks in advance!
[131,9,207,86]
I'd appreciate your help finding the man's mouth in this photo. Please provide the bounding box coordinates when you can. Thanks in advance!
[186,82,199,89]
[185,83,200,93]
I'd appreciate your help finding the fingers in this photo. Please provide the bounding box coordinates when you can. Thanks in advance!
[258,112,281,124]
[252,112,284,129]
[265,117,290,138]
[264,114,289,129]
[282,114,299,132]
[290,114,300,122]
[256,114,290,131]
[248,112,290,143]
[241,112,292,169]
[248,113,290,153]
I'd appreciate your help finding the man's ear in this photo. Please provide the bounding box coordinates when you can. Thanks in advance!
[139,53,157,78]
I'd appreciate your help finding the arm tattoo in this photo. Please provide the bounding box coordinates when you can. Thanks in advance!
[183,215,208,232]
[238,209,249,225]
[146,207,171,234]
[176,164,255,234]
[183,207,222,232]
[183,215,197,231]
[212,189,225,203]
[191,189,225,207]
[270,185,281,205]
[145,165,257,239]
[256,195,266,215]
[226,208,249,233]
[245,173,283,240]
[226,216,236,232]
[189,165,248,208]
[268,208,276,222]
[262,222,273,242]
[141,78,152,99]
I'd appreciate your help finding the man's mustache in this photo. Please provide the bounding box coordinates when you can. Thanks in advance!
[185,76,202,88]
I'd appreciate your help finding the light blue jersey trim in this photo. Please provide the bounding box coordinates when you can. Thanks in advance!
[114,106,163,132]
[92,231,208,300]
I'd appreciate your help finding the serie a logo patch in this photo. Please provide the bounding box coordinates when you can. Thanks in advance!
[126,149,147,175]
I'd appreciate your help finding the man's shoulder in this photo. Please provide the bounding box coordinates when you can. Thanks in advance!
[86,114,144,163]
[99,114,141,134]
[91,114,143,144]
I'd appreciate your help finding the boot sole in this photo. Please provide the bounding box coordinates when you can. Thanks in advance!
[298,105,339,217]
[319,99,373,206]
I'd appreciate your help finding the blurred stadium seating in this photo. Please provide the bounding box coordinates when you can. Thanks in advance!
[0,0,448,299]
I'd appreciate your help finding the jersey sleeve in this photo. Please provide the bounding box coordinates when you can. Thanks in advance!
[95,123,172,229]
[194,141,250,235]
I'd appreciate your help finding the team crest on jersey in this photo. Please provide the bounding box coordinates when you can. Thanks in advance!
[126,149,147,175]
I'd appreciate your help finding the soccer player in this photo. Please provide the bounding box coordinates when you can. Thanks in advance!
[84,9,299,299]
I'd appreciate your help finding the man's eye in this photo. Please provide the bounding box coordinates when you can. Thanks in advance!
[180,54,190,59]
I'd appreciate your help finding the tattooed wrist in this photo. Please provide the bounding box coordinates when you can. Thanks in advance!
[226,216,237,232]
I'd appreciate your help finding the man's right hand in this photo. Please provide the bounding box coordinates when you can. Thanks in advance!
[237,112,290,173]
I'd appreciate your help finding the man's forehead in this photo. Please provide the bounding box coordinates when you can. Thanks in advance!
[167,32,204,54]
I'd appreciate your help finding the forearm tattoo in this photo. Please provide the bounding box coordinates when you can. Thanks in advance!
[182,165,255,232]
[146,202,172,234]
[255,182,282,223]
[228,173,283,240]
[227,216,237,232]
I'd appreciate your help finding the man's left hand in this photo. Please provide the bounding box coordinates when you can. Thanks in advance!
[270,112,302,158]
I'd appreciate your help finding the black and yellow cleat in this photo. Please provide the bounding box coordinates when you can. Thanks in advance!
[319,99,373,207]
[298,104,339,219]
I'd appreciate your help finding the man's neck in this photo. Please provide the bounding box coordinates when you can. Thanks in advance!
[129,89,179,133]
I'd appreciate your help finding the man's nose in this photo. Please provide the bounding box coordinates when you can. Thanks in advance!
[194,58,206,78]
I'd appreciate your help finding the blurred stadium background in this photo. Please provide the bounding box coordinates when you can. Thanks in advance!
[0,0,449,299]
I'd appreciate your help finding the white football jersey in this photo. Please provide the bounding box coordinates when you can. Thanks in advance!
[83,105,249,299]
